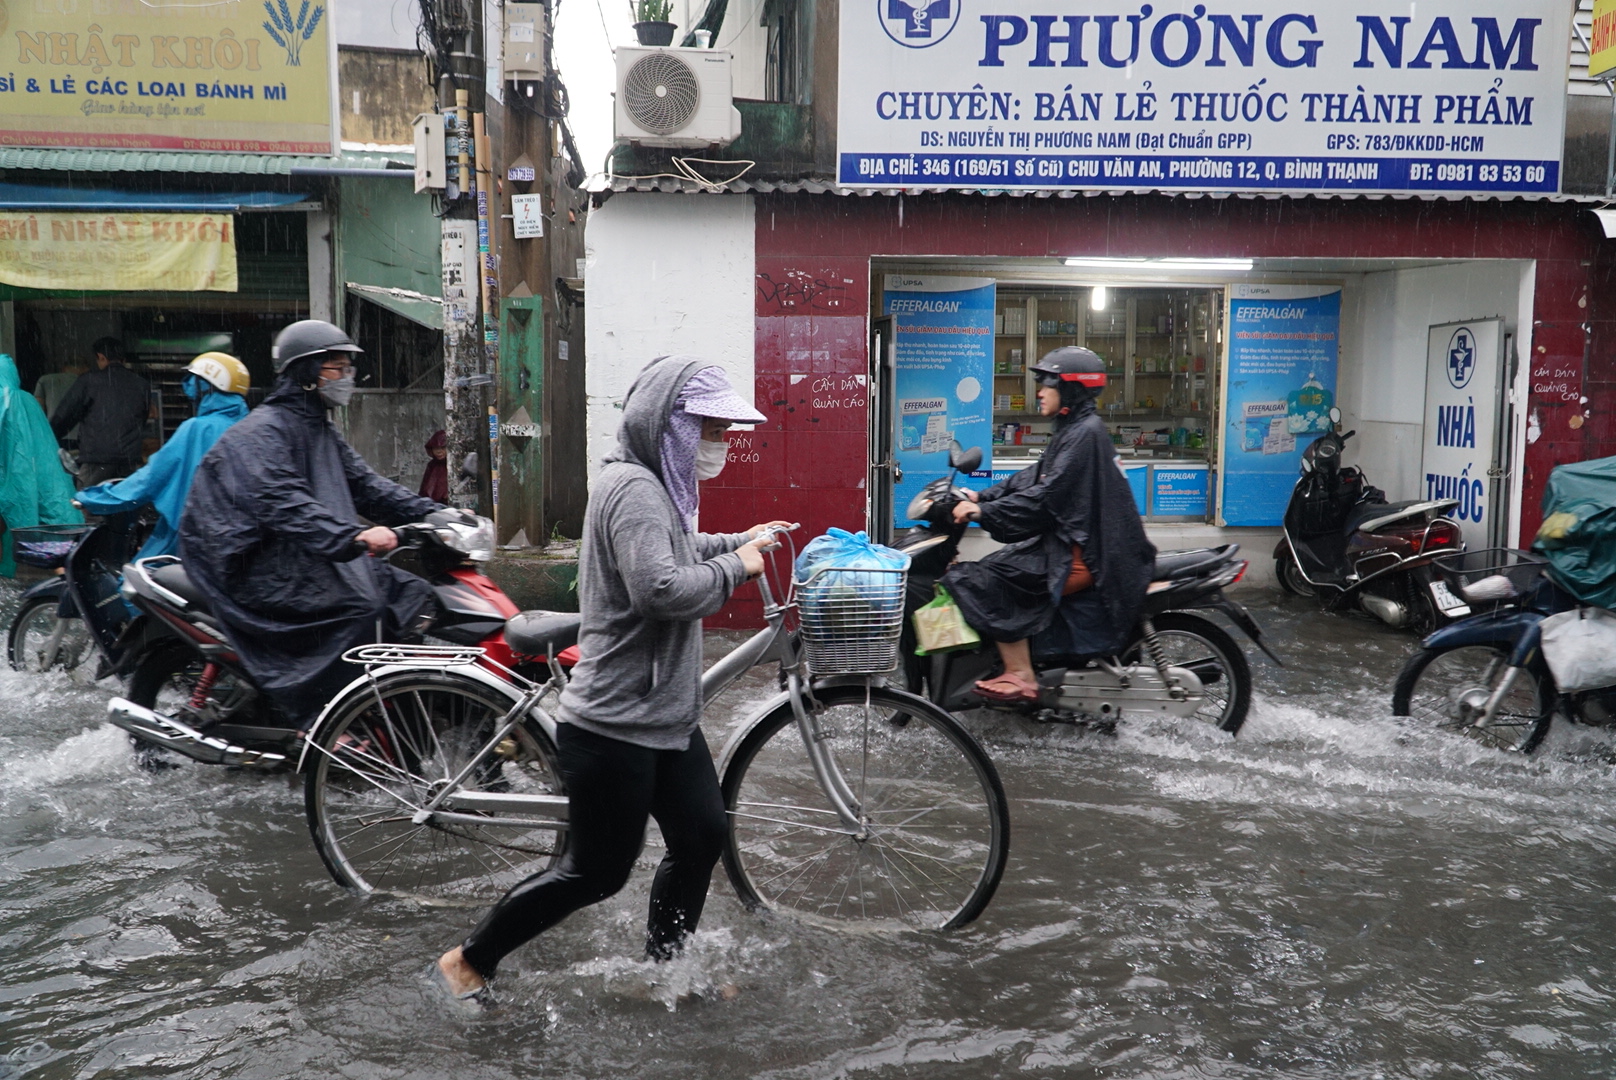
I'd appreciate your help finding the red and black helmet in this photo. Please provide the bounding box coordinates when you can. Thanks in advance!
[1030,346,1107,389]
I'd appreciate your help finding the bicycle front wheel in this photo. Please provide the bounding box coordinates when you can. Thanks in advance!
[304,671,567,904]
[721,683,1009,931]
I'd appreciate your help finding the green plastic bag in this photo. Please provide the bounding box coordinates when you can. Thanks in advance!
[913,585,981,656]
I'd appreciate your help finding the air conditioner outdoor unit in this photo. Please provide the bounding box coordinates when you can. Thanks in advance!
[614,46,742,148]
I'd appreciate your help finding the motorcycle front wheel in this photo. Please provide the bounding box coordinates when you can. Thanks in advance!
[7,596,94,673]
[1126,611,1253,735]
[304,670,567,905]
[721,683,1009,931]
[1275,550,1317,598]
[1391,645,1553,753]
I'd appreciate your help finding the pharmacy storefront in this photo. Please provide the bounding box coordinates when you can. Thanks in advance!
[592,0,1615,620]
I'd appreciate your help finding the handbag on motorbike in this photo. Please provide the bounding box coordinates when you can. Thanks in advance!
[1539,607,1616,693]
[913,585,982,656]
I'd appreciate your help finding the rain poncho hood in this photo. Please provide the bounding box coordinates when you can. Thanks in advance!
[178,375,441,723]
[559,356,753,749]
[944,396,1156,656]
[75,391,248,564]
[1533,454,1616,609]
[0,354,81,576]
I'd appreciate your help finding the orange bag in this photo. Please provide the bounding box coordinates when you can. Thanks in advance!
[1062,544,1093,596]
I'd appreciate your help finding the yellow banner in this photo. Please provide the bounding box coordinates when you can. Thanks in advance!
[0,212,237,291]
[0,0,334,154]
[1594,0,1616,80]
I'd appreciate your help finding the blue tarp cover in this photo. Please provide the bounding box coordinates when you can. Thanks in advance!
[0,183,305,212]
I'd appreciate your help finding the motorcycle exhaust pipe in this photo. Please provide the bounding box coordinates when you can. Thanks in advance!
[106,697,286,769]
[1358,594,1409,628]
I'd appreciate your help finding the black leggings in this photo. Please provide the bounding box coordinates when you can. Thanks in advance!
[459,722,727,977]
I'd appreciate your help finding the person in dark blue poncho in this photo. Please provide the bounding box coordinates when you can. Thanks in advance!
[75,352,251,563]
[178,321,445,728]
[0,353,82,578]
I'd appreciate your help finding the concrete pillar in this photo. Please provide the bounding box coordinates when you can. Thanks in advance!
[306,209,334,322]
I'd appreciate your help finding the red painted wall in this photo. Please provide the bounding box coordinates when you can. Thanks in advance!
[701,192,1611,627]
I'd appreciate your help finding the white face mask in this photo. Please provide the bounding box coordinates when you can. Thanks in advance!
[696,438,728,480]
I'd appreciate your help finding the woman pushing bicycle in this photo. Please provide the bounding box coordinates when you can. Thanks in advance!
[432,356,791,1007]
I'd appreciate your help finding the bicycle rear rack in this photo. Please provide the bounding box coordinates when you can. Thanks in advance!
[344,643,486,668]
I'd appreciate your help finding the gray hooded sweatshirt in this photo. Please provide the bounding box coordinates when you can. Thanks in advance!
[556,357,751,750]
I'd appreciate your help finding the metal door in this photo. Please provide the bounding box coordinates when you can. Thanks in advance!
[867,315,895,544]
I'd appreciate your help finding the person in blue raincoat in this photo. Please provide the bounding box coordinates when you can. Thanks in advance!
[75,352,251,562]
[0,353,82,577]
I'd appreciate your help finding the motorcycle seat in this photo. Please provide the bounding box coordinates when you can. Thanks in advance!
[1152,545,1237,582]
[149,562,215,615]
[1346,499,1454,535]
[504,610,583,657]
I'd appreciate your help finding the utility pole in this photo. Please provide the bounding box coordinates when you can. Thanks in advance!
[437,0,495,513]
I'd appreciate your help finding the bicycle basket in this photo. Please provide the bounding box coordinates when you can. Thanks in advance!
[11,525,91,569]
[1432,548,1547,606]
[794,565,908,675]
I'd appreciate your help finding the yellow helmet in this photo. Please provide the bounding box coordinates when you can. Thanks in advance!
[185,351,250,396]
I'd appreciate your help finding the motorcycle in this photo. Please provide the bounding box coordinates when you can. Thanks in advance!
[898,446,1280,736]
[103,515,580,769]
[1275,407,1465,632]
[7,511,150,678]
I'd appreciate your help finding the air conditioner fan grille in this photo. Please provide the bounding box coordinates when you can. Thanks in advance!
[624,52,701,135]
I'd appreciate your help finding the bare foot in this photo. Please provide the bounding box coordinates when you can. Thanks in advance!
[437,946,486,996]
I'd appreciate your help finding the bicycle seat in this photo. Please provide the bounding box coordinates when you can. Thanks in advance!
[1151,545,1237,582]
[504,610,582,656]
[149,562,215,615]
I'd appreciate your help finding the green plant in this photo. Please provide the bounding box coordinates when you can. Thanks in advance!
[633,0,673,22]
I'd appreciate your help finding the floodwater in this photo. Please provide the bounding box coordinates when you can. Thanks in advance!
[4,578,1616,1079]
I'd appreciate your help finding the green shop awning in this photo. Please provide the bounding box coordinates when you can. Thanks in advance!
[347,283,442,331]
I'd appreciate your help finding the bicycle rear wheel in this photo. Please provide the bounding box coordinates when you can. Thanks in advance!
[720,683,1009,931]
[304,671,567,905]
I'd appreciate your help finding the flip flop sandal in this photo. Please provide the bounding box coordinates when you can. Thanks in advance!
[424,961,496,1015]
[973,675,1040,703]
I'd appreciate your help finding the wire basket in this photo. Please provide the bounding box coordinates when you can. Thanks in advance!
[794,566,908,675]
[1432,548,1548,606]
[10,524,92,569]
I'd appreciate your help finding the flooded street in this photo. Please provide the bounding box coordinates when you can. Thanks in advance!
[4,579,1616,1079]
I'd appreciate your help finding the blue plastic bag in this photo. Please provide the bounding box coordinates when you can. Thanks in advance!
[795,527,909,582]
[794,528,910,620]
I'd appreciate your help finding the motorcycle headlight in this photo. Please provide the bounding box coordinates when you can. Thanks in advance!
[435,517,496,562]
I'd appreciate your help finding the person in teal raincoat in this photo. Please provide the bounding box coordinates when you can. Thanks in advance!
[75,352,251,563]
[0,353,82,577]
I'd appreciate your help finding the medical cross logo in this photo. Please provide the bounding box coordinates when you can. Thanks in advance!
[1446,327,1476,389]
[880,0,958,48]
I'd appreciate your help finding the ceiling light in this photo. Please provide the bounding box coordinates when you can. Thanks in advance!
[1090,284,1107,311]
[1063,256,1255,271]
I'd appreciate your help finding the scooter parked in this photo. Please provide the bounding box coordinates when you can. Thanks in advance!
[899,446,1279,735]
[104,515,580,769]
[1275,407,1464,632]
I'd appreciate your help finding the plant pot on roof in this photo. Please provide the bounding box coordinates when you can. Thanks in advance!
[632,0,676,45]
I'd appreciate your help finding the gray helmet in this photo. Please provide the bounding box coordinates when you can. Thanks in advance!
[1030,346,1106,389]
[271,319,362,374]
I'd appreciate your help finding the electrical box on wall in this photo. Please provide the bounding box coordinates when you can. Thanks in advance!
[412,113,446,193]
[504,3,546,80]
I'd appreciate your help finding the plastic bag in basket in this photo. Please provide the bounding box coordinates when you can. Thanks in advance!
[794,528,909,616]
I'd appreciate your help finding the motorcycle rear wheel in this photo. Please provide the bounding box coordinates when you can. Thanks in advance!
[304,671,567,905]
[125,643,256,764]
[1126,612,1252,735]
[1276,551,1317,598]
[1391,645,1553,753]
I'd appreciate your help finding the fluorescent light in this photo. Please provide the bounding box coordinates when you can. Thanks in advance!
[1091,284,1108,311]
[1063,256,1254,271]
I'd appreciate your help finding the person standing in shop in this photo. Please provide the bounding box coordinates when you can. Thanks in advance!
[50,337,152,488]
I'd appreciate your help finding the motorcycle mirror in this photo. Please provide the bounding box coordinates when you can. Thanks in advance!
[948,443,984,473]
[1328,406,1342,424]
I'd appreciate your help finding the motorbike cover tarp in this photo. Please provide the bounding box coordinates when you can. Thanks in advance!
[1533,454,1616,610]
[178,379,440,722]
[0,354,82,577]
[76,391,248,563]
[943,402,1155,656]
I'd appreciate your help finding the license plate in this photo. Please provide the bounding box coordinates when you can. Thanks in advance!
[1429,580,1471,616]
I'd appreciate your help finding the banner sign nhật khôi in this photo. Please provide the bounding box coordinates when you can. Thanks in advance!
[0,212,238,291]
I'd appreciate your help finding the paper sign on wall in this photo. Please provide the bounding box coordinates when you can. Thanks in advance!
[511,194,544,239]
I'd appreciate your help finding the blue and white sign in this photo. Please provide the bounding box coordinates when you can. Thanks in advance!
[839,2,1569,195]
[1422,318,1504,545]
[1152,465,1211,517]
[1218,284,1340,527]
[885,274,995,527]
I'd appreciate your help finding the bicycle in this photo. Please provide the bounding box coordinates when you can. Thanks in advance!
[299,525,1010,930]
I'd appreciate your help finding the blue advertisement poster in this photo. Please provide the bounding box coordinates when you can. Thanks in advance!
[1219,285,1341,527]
[1152,467,1210,518]
[884,274,995,527]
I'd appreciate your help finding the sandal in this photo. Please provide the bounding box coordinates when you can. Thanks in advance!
[424,961,496,1014]
[973,673,1040,703]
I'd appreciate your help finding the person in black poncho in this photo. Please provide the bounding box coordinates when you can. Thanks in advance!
[945,347,1156,702]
